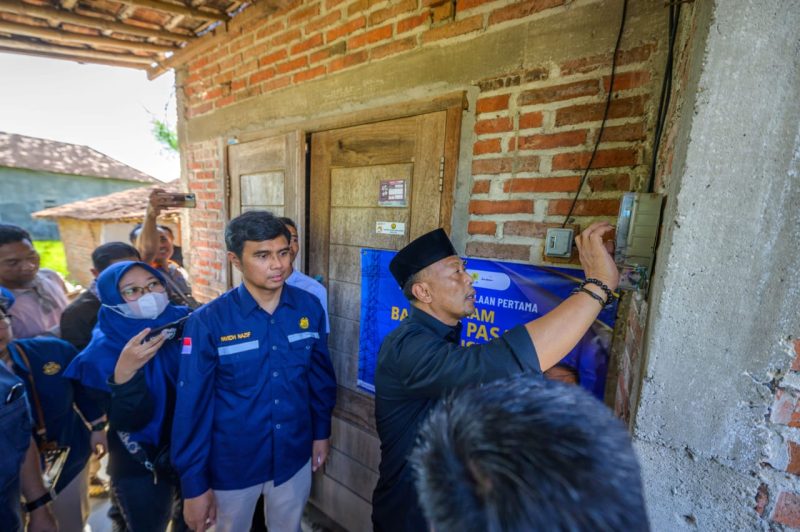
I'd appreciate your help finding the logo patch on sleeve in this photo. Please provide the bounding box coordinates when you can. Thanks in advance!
[181,337,192,355]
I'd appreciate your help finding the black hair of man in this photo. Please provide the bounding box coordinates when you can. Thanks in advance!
[411,375,650,532]
[91,242,141,272]
[0,224,32,247]
[278,217,297,230]
[225,210,291,258]
[129,223,175,245]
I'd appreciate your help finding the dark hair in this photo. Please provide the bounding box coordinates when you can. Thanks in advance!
[0,224,32,247]
[402,272,421,302]
[91,242,141,272]
[278,217,297,231]
[129,223,174,244]
[411,375,649,532]
[225,211,291,258]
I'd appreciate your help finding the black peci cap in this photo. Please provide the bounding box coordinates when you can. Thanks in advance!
[389,228,458,289]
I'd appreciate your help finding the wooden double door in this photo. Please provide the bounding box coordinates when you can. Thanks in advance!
[226,108,460,531]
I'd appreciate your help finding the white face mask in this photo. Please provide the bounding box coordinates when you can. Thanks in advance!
[105,292,169,320]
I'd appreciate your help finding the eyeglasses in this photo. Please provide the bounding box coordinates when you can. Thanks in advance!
[120,280,165,300]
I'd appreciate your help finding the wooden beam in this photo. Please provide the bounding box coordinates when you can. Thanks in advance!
[0,20,177,53]
[0,0,191,42]
[60,0,79,9]
[0,45,149,70]
[116,0,227,22]
[0,37,156,65]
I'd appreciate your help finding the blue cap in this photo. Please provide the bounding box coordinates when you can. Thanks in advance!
[0,287,15,312]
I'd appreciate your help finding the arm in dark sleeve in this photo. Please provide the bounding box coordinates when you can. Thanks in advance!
[107,370,155,432]
[394,325,540,398]
[59,341,104,422]
[60,303,96,351]
[308,305,336,440]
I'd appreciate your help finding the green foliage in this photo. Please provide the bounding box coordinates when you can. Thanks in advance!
[152,119,179,153]
[33,240,69,280]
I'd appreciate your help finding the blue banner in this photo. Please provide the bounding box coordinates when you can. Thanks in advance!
[358,249,617,400]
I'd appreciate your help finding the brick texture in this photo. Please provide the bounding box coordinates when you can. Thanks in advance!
[773,492,800,528]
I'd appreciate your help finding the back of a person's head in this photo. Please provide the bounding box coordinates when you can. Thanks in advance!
[225,210,290,257]
[92,242,141,272]
[411,375,649,532]
[0,224,32,247]
[278,216,297,230]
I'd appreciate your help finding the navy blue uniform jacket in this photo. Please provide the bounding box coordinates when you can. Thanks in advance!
[172,283,337,498]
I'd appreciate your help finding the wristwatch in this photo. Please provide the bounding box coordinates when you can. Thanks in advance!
[24,490,53,512]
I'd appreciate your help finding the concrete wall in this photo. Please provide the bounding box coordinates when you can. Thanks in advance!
[632,0,800,529]
[0,167,146,239]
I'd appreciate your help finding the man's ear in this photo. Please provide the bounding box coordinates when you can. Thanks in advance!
[227,251,242,272]
[90,268,100,279]
[411,281,432,304]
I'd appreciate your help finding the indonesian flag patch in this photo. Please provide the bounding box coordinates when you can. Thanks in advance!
[181,337,192,355]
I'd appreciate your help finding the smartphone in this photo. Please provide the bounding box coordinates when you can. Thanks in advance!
[144,315,190,343]
[166,193,197,209]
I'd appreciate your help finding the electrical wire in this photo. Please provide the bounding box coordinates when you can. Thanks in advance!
[561,0,629,228]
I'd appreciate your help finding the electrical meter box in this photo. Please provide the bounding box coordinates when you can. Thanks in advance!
[615,192,663,290]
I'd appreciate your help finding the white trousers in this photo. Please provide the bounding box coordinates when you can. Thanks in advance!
[51,465,89,532]
[213,460,311,532]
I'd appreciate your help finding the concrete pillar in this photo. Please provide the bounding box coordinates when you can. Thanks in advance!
[632,0,800,529]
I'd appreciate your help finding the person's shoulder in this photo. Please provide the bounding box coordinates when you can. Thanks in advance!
[187,287,236,320]
[63,290,99,313]
[16,336,77,360]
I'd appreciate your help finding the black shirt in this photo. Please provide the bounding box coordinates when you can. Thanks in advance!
[60,289,101,351]
[372,307,541,532]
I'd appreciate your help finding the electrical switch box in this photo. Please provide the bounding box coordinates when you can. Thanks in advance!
[615,192,663,289]
[544,228,574,258]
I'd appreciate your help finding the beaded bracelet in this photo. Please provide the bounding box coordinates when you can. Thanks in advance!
[571,286,605,308]
[584,278,615,305]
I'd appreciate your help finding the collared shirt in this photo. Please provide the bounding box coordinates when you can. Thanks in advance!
[8,269,68,339]
[286,269,330,333]
[171,283,337,499]
[372,307,540,532]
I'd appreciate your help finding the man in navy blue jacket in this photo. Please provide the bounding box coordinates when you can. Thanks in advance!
[172,211,337,532]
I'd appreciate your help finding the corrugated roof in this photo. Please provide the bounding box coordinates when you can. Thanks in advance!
[0,131,160,183]
[33,183,183,222]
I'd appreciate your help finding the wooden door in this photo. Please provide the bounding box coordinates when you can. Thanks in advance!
[227,132,303,286]
[308,110,460,530]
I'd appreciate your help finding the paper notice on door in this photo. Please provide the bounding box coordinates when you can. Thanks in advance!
[376,221,406,235]
[378,179,407,207]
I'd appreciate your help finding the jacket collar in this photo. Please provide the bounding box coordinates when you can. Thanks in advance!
[408,306,463,344]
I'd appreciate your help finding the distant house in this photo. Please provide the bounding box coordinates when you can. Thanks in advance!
[0,131,160,239]
[33,184,182,287]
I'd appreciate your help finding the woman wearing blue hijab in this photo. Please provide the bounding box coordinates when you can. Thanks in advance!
[65,261,190,531]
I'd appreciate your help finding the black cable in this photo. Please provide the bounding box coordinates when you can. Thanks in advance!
[647,3,682,192]
[561,0,629,228]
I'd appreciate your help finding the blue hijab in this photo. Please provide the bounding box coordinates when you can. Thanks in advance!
[64,261,189,445]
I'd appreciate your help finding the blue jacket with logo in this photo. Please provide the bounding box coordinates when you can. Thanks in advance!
[171,283,337,498]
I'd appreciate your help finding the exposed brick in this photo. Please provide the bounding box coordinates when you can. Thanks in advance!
[430,1,454,23]
[476,94,510,113]
[201,86,223,101]
[773,492,800,528]
[469,199,533,215]
[288,4,320,25]
[503,176,580,193]
[307,11,342,33]
[473,138,502,155]
[326,0,346,9]
[233,59,258,78]
[256,20,285,40]
[478,73,521,92]
[328,50,368,73]
[397,13,430,34]
[472,156,539,175]
[518,79,599,106]
[603,70,651,92]
[597,122,647,143]
[788,441,800,476]
[249,68,276,85]
[471,179,491,193]
[291,33,324,55]
[235,85,262,102]
[475,117,513,134]
[457,0,497,11]
[555,96,646,126]
[519,111,544,129]
[348,24,393,50]
[547,199,620,216]
[560,43,656,76]
[522,67,549,83]
[755,483,769,516]
[489,0,564,25]
[272,28,302,47]
[421,14,483,44]
[792,339,800,371]
[293,65,327,83]
[371,36,417,60]
[588,173,631,192]
[327,16,366,42]
[218,54,242,72]
[771,389,798,425]
[551,148,638,170]
[258,49,288,67]
[370,0,415,25]
[347,0,368,16]
[466,241,530,261]
[504,221,579,238]
[311,42,347,63]
[468,221,496,235]
[229,34,254,53]
[518,130,587,150]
